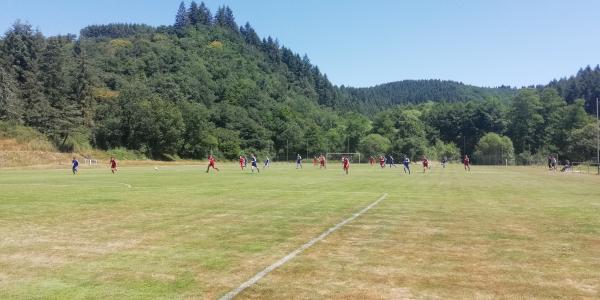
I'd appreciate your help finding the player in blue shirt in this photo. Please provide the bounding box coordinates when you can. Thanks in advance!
[402,156,411,174]
[296,154,303,169]
[72,157,79,175]
[388,155,397,168]
[264,156,270,168]
[251,154,260,173]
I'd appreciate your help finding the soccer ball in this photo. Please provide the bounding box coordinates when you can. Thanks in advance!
[154,167,158,171]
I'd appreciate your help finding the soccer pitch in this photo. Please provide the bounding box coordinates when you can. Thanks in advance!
[1,163,599,299]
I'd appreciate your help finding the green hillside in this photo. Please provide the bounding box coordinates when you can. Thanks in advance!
[338,80,516,115]
[0,2,597,163]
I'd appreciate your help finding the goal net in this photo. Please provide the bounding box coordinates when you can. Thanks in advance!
[326,153,361,164]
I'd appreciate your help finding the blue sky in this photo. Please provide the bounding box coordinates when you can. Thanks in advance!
[1,0,599,88]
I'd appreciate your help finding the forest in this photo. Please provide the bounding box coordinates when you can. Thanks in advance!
[0,1,598,164]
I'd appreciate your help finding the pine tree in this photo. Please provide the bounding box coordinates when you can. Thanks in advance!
[0,65,22,122]
[214,6,226,27]
[70,41,94,129]
[214,6,238,31]
[188,1,199,26]
[262,36,280,62]
[241,22,260,46]
[1,21,54,130]
[174,1,190,29]
[224,7,237,31]
[39,37,67,107]
[198,2,213,26]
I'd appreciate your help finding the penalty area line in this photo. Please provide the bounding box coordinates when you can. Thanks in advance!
[219,192,388,300]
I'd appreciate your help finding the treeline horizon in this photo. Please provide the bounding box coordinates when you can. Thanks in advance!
[0,1,598,164]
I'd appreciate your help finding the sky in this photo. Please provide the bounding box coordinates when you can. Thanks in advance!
[1,0,600,88]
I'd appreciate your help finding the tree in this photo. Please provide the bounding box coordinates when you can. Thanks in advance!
[431,140,460,161]
[1,22,53,131]
[179,101,216,158]
[553,99,592,156]
[343,112,371,153]
[473,133,514,165]
[372,110,397,140]
[197,2,213,26]
[240,22,260,46]
[215,128,241,159]
[39,36,83,148]
[566,122,597,161]
[174,1,190,29]
[358,134,391,156]
[126,97,184,158]
[79,24,154,39]
[539,88,566,151]
[0,65,22,122]
[507,89,544,154]
[393,136,429,160]
[70,41,94,128]
[214,6,238,32]
[188,1,200,26]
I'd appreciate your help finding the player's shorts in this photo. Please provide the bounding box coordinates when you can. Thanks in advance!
[209,162,215,167]
[252,162,257,167]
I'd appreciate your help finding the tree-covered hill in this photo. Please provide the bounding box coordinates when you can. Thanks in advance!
[338,80,516,115]
[548,65,600,114]
[0,1,597,163]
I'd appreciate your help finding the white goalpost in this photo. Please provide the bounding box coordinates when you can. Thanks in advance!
[326,153,361,164]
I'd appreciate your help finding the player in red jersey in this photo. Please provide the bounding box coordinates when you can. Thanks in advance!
[342,156,350,174]
[422,156,429,173]
[379,155,386,168]
[319,154,326,169]
[463,154,471,171]
[109,157,118,174]
[369,156,375,166]
[239,156,245,171]
[206,155,220,173]
[313,156,318,167]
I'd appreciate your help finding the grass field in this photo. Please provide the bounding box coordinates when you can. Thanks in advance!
[1,162,599,299]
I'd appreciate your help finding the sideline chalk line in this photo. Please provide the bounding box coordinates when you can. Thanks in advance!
[219,192,388,300]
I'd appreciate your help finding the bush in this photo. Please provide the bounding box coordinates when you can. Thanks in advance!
[429,140,460,162]
[358,134,391,156]
[474,133,515,165]
[393,136,428,160]
[516,150,546,165]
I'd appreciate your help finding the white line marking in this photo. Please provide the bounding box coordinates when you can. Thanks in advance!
[219,192,388,300]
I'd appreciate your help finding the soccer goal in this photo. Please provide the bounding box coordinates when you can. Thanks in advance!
[326,153,361,164]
